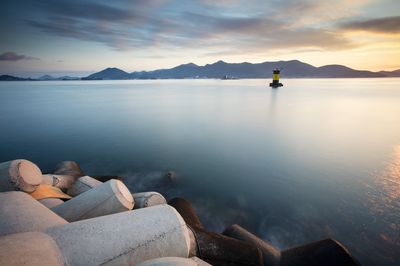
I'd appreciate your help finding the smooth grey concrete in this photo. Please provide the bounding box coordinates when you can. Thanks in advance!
[0,231,64,266]
[39,198,65,208]
[138,257,211,266]
[51,179,134,222]
[0,191,67,236]
[45,205,193,265]
[133,191,167,209]
[0,159,42,193]
[223,224,281,266]
[42,174,77,192]
[53,161,84,178]
[67,175,103,197]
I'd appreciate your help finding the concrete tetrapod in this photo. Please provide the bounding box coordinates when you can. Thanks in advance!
[223,225,361,266]
[0,191,67,236]
[168,197,263,266]
[168,197,204,229]
[223,224,281,266]
[67,175,103,197]
[0,231,64,266]
[39,198,65,208]
[42,174,77,192]
[30,184,72,200]
[133,191,167,209]
[0,159,42,193]
[138,256,211,266]
[45,205,194,265]
[280,239,361,266]
[51,179,134,222]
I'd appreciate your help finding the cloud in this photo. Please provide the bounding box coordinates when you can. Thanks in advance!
[24,0,357,52]
[0,52,38,61]
[340,16,400,33]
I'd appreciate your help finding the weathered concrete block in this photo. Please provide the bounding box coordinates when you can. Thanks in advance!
[133,191,167,209]
[42,174,77,192]
[223,224,281,266]
[168,197,204,229]
[138,256,211,266]
[0,159,42,193]
[39,198,65,208]
[168,197,263,266]
[67,175,103,197]
[0,191,67,236]
[53,161,84,178]
[280,239,361,266]
[30,184,72,200]
[45,205,193,265]
[0,231,64,266]
[51,179,134,222]
[192,226,263,266]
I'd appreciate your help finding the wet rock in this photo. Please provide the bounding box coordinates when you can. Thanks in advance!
[223,224,280,266]
[280,239,361,266]
[91,175,124,182]
[168,197,263,266]
[53,161,84,178]
[166,171,178,183]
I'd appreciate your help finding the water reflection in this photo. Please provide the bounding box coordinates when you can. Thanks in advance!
[379,145,400,203]
[368,145,400,246]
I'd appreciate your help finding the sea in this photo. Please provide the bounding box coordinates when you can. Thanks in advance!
[0,78,399,265]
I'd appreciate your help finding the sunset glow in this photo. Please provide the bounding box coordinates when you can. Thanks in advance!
[0,0,399,77]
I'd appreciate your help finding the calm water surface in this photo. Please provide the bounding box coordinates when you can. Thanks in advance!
[0,79,399,265]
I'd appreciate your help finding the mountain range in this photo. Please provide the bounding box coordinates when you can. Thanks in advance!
[83,60,400,79]
[1,60,400,81]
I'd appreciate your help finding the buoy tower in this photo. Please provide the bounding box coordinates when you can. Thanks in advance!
[269,69,283,88]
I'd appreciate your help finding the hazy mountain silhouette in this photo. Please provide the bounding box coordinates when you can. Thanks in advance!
[85,60,392,80]
[0,75,37,81]
[83,67,130,80]
[378,69,400,77]
[2,60,400,81]
[38,75,80,80]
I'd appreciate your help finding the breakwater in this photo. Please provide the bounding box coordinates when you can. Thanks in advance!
[0,159,361,265]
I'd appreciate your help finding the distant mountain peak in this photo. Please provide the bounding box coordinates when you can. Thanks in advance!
[84,67,129,80]
[182,62,198,67]
[105,67,122,71]
[39,75,55,80]
[80,59,393,80]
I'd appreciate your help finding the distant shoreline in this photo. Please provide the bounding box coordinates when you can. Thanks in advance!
[2,60,400,81]
[1,76,400,81]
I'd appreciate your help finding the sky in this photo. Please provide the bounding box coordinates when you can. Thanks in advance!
[0,0,399,77]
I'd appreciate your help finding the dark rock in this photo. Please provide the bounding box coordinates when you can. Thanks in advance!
[223,224,280,266]
[53,161,84,178]
[165,171,178,183]
[91,175,124,182]
[280,239,361,266]
[168,197,263,266]
[168,197,204,229]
